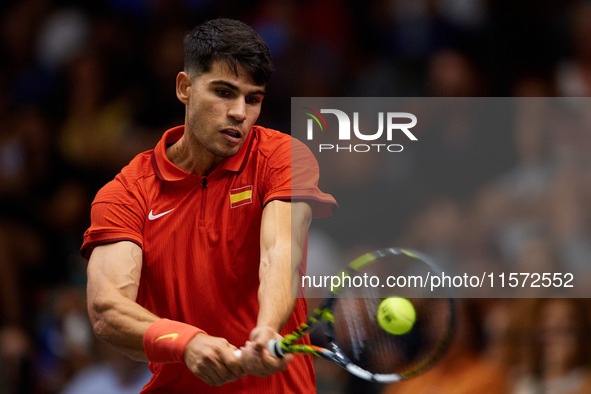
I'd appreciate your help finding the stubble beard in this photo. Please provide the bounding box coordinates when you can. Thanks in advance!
[189,125,243,160]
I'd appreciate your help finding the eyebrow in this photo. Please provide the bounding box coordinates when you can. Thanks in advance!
[210,80,266,97]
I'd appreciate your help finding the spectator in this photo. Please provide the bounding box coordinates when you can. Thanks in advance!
[508,299,591,394]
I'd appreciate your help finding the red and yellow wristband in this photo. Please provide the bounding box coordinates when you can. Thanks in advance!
[143,319,206,364]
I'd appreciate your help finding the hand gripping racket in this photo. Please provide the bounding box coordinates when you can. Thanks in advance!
[237,248,456,383]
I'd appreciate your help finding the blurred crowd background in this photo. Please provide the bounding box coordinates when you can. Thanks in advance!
[1,0,591,393]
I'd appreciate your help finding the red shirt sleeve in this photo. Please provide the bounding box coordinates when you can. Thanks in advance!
[261,136,338,218]
[80,177,146,259]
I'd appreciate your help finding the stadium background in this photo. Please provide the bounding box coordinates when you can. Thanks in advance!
[1,0,591,393]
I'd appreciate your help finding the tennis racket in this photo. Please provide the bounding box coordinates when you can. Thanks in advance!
[237,247,456,383]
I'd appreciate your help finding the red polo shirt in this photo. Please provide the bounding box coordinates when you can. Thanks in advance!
[81,125,337,393]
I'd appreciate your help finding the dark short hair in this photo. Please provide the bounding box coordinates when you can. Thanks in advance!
[184,18,273,86]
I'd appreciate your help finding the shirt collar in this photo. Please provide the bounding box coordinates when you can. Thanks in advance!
[151,125,255,181]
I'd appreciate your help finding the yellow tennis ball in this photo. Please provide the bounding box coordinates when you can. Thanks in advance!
[377,297,416,335]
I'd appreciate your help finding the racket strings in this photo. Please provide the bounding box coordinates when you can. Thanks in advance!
[332,297,453,376]
[327,250,454,377]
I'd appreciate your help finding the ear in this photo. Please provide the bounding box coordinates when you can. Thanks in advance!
[176,72,191,105]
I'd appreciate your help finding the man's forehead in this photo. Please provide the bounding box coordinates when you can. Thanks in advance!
[202,60,265,90]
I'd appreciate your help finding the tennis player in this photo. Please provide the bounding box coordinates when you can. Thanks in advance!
[81,18,337,393]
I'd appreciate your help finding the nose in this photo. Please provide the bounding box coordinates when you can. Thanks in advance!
[228,98,247,122]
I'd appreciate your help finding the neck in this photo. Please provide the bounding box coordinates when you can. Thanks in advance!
[166,133,222,177]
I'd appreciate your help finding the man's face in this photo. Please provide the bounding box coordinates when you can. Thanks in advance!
[178,60,266,161]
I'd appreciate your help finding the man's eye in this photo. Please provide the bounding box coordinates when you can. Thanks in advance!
[216,90,229,96]
[246,97,260,104]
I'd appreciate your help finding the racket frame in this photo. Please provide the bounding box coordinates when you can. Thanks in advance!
[271,248,456,383]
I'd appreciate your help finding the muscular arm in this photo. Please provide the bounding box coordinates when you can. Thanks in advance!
[239,200,312,376]
[86,241,158,361]
[257,200,312,331]
[87,241,244,385]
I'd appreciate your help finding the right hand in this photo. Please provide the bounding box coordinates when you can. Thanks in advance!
[239,326,292,378]
[184,333,246,386]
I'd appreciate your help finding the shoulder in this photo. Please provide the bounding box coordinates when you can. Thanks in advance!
[251,126,316,168]
[94,150,156,204]
[251,126,291,154]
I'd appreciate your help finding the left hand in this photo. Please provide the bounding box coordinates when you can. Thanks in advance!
[239,326,293,378]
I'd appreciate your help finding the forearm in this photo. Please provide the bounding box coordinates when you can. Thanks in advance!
[87,241,160,361]
[257,245,300,331]
[90,280,243,385]
[257,201,312,332]
[89,289,159,361]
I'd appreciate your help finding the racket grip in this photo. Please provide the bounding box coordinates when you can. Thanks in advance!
[267,339,284,358]
[234,340,284,359]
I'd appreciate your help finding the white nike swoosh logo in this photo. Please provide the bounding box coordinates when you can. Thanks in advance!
[148,209,175,220]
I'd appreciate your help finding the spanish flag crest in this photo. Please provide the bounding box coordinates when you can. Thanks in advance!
[230,185,253,208]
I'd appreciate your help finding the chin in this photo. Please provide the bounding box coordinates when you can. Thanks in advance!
[216,147,241,158]
[225,143,245,156]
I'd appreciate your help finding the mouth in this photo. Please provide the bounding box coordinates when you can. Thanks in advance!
[220,128,242,143]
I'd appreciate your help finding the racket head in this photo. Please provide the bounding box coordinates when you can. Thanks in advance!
[301,248,456,382]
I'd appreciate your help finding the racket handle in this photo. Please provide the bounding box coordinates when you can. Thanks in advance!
[267,339,284,358]
[233,340,284,359]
